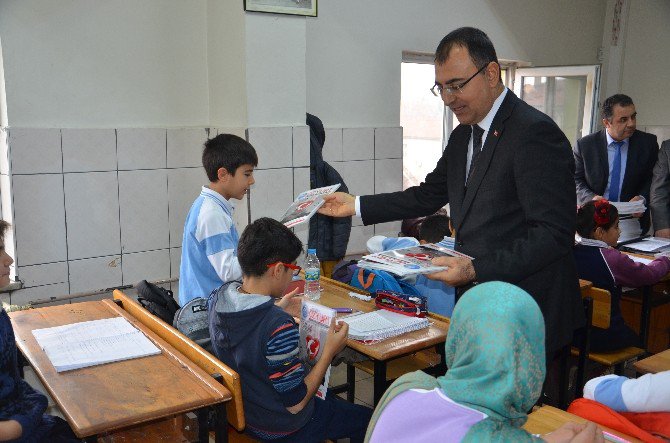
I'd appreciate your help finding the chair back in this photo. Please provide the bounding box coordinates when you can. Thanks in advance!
[582,286,611,329]
[113,290,245,431]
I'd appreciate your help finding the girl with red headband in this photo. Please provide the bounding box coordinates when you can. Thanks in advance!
[574,200,670,351]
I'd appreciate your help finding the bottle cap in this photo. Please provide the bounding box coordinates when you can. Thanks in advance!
[307,249,316,255]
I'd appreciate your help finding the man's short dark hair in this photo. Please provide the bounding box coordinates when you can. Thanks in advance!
[419,214,452,243]
[237,217,303,277]
[601,94,634,121]
[202,134,258,182]
[435,27,499,74]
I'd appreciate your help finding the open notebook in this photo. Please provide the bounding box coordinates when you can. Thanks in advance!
[32,317,161,372]
[341,309,430,341]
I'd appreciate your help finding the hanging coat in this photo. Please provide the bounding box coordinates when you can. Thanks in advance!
[306,113,352,260]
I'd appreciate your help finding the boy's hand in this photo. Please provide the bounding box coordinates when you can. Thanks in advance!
[324,318,349,358]
[276,288,303,318]
[426,256,475,286]
[318,193,356,217]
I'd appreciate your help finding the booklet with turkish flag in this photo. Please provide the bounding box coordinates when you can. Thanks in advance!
[299,300,336,400]
[280,184,341,228]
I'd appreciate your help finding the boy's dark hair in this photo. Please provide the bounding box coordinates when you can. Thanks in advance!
[419,214,452,243]
[434,27,500,81]
[238,217,303,277]
[601,94,634,121]
[0,220,9,241]
[202,134,258,182]
[576,200,619,238]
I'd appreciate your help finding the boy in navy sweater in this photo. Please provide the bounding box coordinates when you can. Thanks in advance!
[208,218,372,442]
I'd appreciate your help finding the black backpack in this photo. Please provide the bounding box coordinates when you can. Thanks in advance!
[136,280,180,324]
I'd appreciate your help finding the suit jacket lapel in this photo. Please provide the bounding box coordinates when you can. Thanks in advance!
[459,92,514,220]
[620,130,638,197]
[449,127,468,230]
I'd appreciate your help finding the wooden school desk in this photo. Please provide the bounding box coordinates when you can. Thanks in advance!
[523,406,642,442]
[317,277,450,405]
[634,348,670,374]
[9,299,231,442]
[623,251,670,350]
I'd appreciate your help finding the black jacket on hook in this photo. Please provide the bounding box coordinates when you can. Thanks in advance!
[306,113,352,260]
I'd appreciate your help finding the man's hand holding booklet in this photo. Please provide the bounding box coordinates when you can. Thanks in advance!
[280,184,341,228]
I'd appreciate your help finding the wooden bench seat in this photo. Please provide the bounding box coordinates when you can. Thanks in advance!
[572,286,645,398]
[112,290,255,442]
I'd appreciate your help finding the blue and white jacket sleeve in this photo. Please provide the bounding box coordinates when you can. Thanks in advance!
[197,208,242,283]
[583,371,670,412]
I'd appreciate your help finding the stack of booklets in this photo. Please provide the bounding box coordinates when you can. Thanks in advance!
[623,236,670,254]
[342,309,430,342]
[280,184,341,228]
[357,240,472,278]
[32,317,161,372]
[611,200,646,215]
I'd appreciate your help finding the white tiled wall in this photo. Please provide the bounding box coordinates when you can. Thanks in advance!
[1,124,403,303]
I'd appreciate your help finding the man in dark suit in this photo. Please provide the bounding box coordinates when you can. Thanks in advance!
[650,139,670,238]
[574,94,658,234]
[320,27,583,357]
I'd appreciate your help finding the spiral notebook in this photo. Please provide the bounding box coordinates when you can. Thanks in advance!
[341,309,430,341]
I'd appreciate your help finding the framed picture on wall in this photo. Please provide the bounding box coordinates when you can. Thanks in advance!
[244,0,317,17]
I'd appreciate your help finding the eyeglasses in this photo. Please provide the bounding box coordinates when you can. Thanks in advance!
[267,262,302,276]
[431,63,489,97]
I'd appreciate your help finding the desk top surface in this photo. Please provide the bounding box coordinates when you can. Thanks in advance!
[633,349,670,374]
[9,299,231,438]
[523,406,642,442]
[315,277,450,361]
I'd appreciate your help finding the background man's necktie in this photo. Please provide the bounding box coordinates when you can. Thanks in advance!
[608,141,624,201]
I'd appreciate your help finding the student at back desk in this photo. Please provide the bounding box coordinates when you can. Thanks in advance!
[574,200,670,352]
[367,213,456,317]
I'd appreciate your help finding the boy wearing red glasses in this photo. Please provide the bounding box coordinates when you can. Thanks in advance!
[208,218,372,442]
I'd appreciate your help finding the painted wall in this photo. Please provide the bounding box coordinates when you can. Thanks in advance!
[305,0,607,128]
[208,0,248,129]
[244,13,306,127]
[620,0,670,128]
[0,0,211,128]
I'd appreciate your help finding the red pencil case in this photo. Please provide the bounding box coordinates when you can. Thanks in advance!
[374,290,428,318]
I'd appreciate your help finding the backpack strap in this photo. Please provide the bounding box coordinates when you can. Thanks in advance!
[357,269,375,290]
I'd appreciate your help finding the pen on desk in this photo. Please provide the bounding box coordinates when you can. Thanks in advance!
[334,307,353,313]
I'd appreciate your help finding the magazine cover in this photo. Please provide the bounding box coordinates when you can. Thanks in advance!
[299,300,336,400]
[360,243,473,277]
[280,184,341,228]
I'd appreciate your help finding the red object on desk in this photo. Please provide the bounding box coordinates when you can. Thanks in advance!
[284,279,305,295]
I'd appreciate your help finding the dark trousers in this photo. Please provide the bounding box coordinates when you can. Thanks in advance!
[269,395,373,443]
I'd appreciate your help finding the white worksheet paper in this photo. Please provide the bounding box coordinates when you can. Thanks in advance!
[32,317,160,372]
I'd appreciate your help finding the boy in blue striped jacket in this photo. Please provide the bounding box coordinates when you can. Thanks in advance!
[179,134,257,305]
[208,218,372,442]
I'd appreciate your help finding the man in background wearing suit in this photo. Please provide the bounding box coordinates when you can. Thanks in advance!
[320,27,583,359]
[573,94,658,235]
[650,139,670,237]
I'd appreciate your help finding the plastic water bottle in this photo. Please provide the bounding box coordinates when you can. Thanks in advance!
[304,249,321,301]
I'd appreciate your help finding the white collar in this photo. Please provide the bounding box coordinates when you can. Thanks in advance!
[201,186,235,212]
[575,235,609,248]
[606,131,629,146]
[476,87,508,132]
